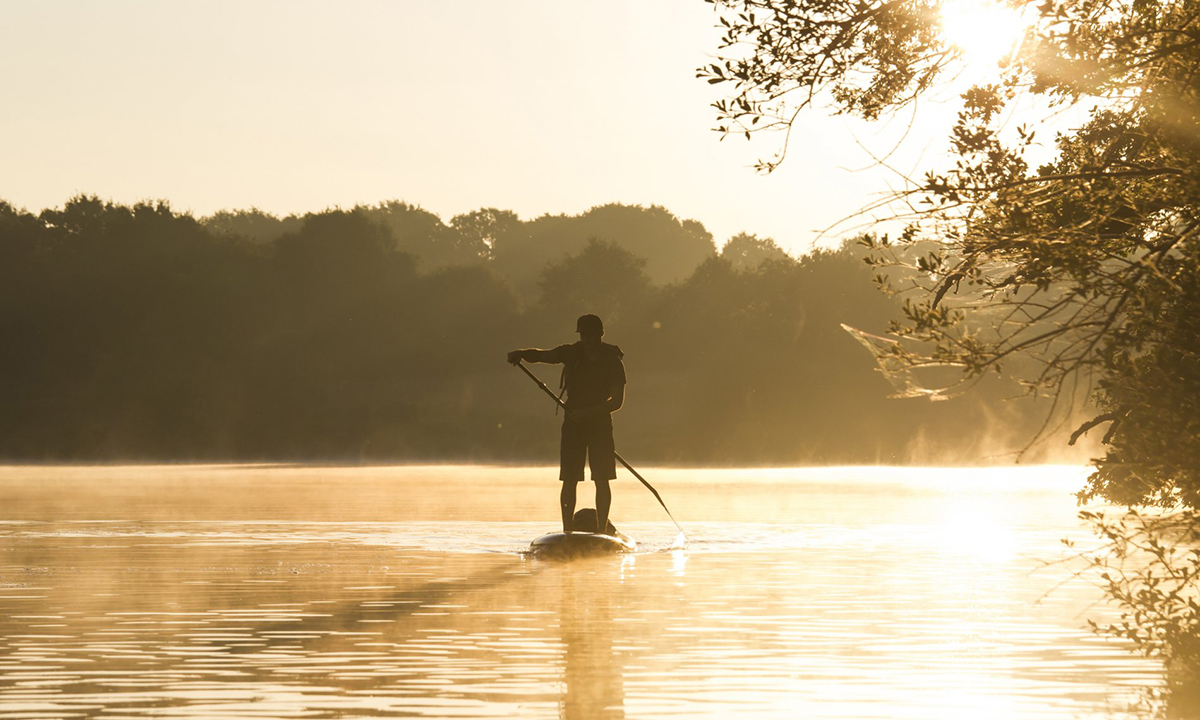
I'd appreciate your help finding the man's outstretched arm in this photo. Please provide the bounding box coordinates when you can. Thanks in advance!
[506,348,565,365]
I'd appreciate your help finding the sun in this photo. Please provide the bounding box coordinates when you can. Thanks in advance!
[939,0,1030,72]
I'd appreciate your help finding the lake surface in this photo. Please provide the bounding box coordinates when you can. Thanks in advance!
[0,465,1162,719]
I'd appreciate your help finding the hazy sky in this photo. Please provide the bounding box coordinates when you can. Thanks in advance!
[2,1,972,254]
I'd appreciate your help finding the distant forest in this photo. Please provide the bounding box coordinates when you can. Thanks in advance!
[0,196,1074,465]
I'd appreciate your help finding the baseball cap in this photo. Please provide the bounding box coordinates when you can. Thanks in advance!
[575,314,604,334]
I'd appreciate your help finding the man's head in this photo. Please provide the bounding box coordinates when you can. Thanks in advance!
[575,314,604,344]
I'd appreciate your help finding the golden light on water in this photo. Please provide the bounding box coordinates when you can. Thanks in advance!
[0,465,1158,719]
[939,0,1029,71]
[929,502,1020,563]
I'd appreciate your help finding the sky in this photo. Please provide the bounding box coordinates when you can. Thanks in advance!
[2,1,986,255]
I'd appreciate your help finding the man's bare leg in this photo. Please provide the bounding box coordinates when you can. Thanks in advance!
[560,481,578,533]
[595,479,612,535]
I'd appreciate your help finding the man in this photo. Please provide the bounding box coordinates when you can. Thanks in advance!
[507,314,626,534]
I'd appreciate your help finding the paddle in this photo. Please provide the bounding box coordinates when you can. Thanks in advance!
[514,360,687,545]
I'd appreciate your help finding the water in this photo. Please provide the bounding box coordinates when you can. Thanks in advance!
[0,465,1161,719]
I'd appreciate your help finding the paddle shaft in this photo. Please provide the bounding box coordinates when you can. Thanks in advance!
[514,360,686,538]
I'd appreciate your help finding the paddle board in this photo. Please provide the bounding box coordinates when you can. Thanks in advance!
[528,531,637,560]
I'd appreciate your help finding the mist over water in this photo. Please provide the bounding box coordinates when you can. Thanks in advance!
[0,465,1158,719]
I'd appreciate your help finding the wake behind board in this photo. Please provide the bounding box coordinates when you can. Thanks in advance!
[529,532,637,560]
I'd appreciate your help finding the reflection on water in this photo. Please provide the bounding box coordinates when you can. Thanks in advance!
[0,465,1163,718]
[557,560,627,720]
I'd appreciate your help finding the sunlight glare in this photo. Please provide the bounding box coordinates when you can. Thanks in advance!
[940,0,1028,71]
[930,505,1020,563]
[669,531,687,550]
[671,547,689,577]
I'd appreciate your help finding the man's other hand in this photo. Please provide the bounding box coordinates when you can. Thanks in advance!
[506,350,523,365]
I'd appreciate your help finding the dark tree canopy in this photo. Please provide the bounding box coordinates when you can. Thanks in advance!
[203,201,718,303]
[0,195,1055,465]
[536,239,654,329]
[205,207,301,244]
[490,203,717,298]
[721,232,792,270]
[449,208,522,261]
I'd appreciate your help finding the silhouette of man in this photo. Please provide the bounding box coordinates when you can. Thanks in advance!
[507,314,626,534]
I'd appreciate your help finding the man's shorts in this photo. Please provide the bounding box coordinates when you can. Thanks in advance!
[559,414,616,482]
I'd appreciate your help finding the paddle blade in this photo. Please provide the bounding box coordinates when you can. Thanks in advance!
[669,531,687,550]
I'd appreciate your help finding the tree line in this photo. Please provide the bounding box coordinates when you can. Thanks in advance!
[0,195,1062,464]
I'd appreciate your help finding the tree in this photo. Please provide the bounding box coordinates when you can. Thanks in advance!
[202,208,300,244]
[450,208,522,261]
[363,200,487,269]
[703,0,1200,503]
[535,238,653,329]
[721,232,792,270]
[490,203,716,300]
[702,0,1200,695]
